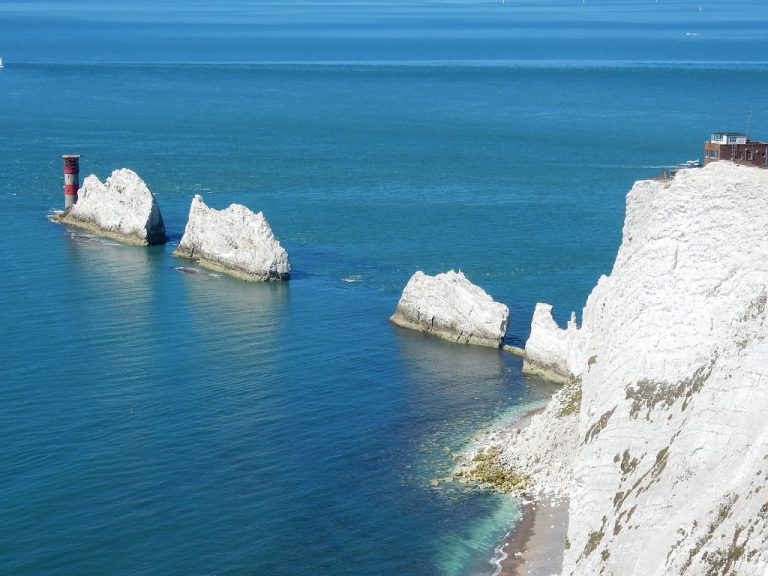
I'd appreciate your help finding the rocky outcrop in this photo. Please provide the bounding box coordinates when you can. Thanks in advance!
[462,379,581,499]
[478,162,768,574]
[173,195,290,281]
[522,303,583,383]
[390,270,509,347]
[51,168,166,246]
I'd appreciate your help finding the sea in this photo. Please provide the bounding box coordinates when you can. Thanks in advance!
[1,1,766,574]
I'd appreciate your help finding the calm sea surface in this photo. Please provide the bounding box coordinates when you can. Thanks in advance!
[1,1,767,574]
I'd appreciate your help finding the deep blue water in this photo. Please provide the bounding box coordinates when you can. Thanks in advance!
[1,1,767,574]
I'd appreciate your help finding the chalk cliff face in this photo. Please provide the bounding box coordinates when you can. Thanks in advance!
[494,162,768,574]
[52,168,166,246]
[390,270,509,347]
[174,195,290,281]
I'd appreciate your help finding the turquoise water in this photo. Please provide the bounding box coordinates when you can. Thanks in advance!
[2,1,767,574]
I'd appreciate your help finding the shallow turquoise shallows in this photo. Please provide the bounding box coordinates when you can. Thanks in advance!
[1,1,767,574]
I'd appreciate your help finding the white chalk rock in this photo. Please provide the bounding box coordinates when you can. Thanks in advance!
[390,270,509,347]
[523,303,584,383]
[491,162,768,575]
[486,379,581,500]
[174,195,290,281]
[53,168,166,245]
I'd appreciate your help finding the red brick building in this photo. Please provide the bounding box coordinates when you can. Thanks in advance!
[704,132,768,168]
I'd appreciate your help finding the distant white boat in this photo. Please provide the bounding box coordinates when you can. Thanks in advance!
[0,57,4,69]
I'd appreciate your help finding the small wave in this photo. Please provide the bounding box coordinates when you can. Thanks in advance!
[342,275,363,283]
[62,230,123,247]
[66,231,95,243]
[488,533,511,576]
[173,266,220,279]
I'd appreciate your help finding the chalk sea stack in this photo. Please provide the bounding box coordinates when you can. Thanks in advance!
[522,303,582,383]
[466,162,768,574]
[390,270,509,348]
[51,168,166,246]
[173,195,290,282]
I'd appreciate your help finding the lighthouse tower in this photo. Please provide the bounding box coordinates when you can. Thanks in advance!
[62,155,80,209]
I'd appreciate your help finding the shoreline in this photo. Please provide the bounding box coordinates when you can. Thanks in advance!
[482,406,568,576]
[499,497,569,576]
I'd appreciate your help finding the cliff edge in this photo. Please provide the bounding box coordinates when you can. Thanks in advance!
[51,168,166,246]
[173,195,290,281]
[481,162,768,575]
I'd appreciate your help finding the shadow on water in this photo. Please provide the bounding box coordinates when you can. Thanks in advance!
[393,327,510,407]
[164,230,183,243]
[60,228,158,327]
[284,268,312,280]
[176,265,290,362]
[392,327,560,478]
[62,229,154,275]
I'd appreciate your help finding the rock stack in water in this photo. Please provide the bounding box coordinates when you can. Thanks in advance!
[482,162,768,575]
[390,270,509,347]
[173,195,290,281]
[522,303,583,383]
[51,168,166,246]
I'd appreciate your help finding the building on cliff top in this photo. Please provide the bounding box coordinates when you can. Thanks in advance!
[704,132,768,168]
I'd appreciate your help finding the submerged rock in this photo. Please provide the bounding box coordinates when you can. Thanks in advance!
[522,303,583,383]
[489,162,768,575]
[51,168,166,246]
[173,195,290,281]
[390,270,509,347]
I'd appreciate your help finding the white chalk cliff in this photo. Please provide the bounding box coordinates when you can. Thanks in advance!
[52,168,166,246]
[174,195,290,281]
[485,162,768,574]
[390,270,509,348]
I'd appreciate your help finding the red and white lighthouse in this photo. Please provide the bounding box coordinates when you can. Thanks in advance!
[62,155,80,209]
